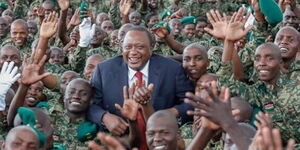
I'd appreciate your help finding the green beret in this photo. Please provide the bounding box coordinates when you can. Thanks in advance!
[180,16,197,25]
[51,143,66,150]
[160,10,173,21]
[36,102,50,111]
[17,107,46,148]
[152,22,171,33]
[0,2,8,10]
[259,0,283,26]
[76,121,98,142]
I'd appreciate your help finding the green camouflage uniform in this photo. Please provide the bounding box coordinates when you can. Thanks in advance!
[287,60,300,84]
[53,112,91,150]
[182,0,223,18]
[1,37,34,58]
[12,0,30,19]
[207,46,223,74]
[0,35,10,45]
[86,45,119,59]
[89,0,110,18]
[0,114,8,142]
[153,42,174,56]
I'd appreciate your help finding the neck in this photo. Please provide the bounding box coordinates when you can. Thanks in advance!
[266,73,280,87]
[282,57,295,72]
[67,111,86,123]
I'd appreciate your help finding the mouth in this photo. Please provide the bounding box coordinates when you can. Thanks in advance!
[279,47,289,53]
[189,69,199,74]
[70,100,81,106]
[258,69,270,76]
[128,57,141,64]
[153,145,166,150]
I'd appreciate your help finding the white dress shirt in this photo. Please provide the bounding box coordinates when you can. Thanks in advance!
[128,60,150,87]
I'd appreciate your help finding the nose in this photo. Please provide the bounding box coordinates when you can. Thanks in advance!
[189,59,196,66]
[153,133,163,143]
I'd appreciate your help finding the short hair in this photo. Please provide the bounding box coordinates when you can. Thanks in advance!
[276,26,300,43]
[0,45,20,56]
[184,43,208,59]
[126,26,156,48]
[62,70,80,78]
[5,126,39,146]
[147,110,178,130]
[197,16,207,23]
[11,19,28,29]
[144,12,158,24]
[256,42,282,60]
[129,11,141,18]
[65,78,91,96]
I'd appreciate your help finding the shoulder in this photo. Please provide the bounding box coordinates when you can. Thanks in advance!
[150,54,181,67]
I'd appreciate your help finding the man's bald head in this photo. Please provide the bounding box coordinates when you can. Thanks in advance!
[11,19,28,30]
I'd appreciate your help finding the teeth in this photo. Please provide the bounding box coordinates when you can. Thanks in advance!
[27,97,36,102]
[280,47,288,52]
[190,69,198,73]
[154,145,165,150]
[129,57,140,62]
[259,70,269,73]
[71,102,80,105]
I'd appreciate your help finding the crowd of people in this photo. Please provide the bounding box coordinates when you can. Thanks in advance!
[0,0,299,149]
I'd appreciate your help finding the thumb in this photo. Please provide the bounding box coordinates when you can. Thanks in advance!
[115,103,122,111]
[204,27,213,35]
[147,83,154,92]
[243,25,253,36]
[90,24,96,36]
[39,72,52,80]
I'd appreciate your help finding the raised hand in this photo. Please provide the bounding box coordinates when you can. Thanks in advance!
[57,0,69,11]
[68,8,81,29]
[119,0,133,16]
[37,6,45,18]
[151,27,169,39]
[204,9,228,40]
[225,7,253,41]
[88,133,127,150]
[78,17,95,47]
[21,50,51,86]
[254,112,273,130]
[249,127,295,150]
[0,61,21,96]
[115,86,139,121]
[184,81,239,128]
[40,12,58,39]
[133,83,154,105]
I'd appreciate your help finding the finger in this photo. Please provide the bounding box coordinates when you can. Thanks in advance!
[104,136,125,149]
[206,12,215,24]
[147,83,154,93]
[11,73,21,83]
[231,109,240,116]
[230,12,237,23]
[224,87,230,103]
[211,81,218,97]
[215,10,223,22]
[185,92,210,105]
[244,25,253,35]
[23,55,28,66]
[115,103,123,111]
[38,55,47,67]
[30,50,36,64]
[1,61,8,74]
[209,10,218,22]
[222,12,227,22]
[123,86,129,100]
[184,98,209,111]
[10,66,18,76]
[286,139,295,150]
[6,61,14,74]
[262,127,274,149]
[272,129,283,150]
[88,141,105,150]
[204,85,218,102]
[38,72,51,80]
[204,27,213,35]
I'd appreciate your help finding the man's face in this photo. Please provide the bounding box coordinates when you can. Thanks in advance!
[96,13,109,26]
[42,3,54,18]
[0,49,21,68]
[84,57,103,81]
[146,117,178,150]
[129,13,141,25]
[169,19,182,36]
[148,0,158,9]
[183,24,195,39]
[11,23,28,47]
[101,21,113,33]
[147,15,159,28]
[282,9,299,29]
[110,30,119,47]
[254,47,281,83]
[122,30,152,70]
[49,50,64,65]
[2,10,13,18]
[183,47,208,80]
[90,29,105,46]
[27,22,38,37]
[60,72,78,94]
[195,21,207,37]
[64,80,91,113]
[274,28,300,60]
[27,11,37,21]
[0,18,9,37]
[3,129,39,150]
[118,26,131,44]
[24,82,44,107]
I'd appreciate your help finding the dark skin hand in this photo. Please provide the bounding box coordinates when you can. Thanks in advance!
[57,0,70,45]
[67,9,80,30]
[184,81,251,150]
[7,52,50,127]
[119,0,133,24]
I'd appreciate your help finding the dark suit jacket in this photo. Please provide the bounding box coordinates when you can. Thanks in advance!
[88,54,194,125]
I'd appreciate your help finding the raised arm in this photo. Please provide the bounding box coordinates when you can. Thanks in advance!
[7,53,50,126]
[119,0,133,24]
[57,0,71,46]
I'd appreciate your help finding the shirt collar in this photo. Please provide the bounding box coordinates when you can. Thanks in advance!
[128,60,150,80]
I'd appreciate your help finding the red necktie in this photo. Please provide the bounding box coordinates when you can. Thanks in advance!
[135,71,148,150]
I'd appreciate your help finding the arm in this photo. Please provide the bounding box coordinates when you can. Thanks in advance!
[232,46,245,81]
[57,0,70,46]
[186,126,216,150]
[119,0,132,24]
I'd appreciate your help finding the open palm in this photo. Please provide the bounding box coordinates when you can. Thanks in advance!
[40,12,58,39]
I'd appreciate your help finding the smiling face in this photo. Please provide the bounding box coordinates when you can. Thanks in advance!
[129,12,142,25]
[48,48,64,65]
[64,79,92,113]
[254,43,282,84]
[183,24,195,39]
[83,55,104,81]
[60,71,79,94]
[274,27,300,61]
[183,45,209,80]
[122,30,153,71]
[282,9,299,29]
[0,17,9,37]
[195,21,207,37]
[169,19,182,37]
[146,111,178,150]
[11,20,29,47]
[24,82,44,107]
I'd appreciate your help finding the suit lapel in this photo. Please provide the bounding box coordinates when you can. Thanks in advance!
[149,55,161,101]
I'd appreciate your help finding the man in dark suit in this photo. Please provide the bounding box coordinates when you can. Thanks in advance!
[88,26,194,136]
